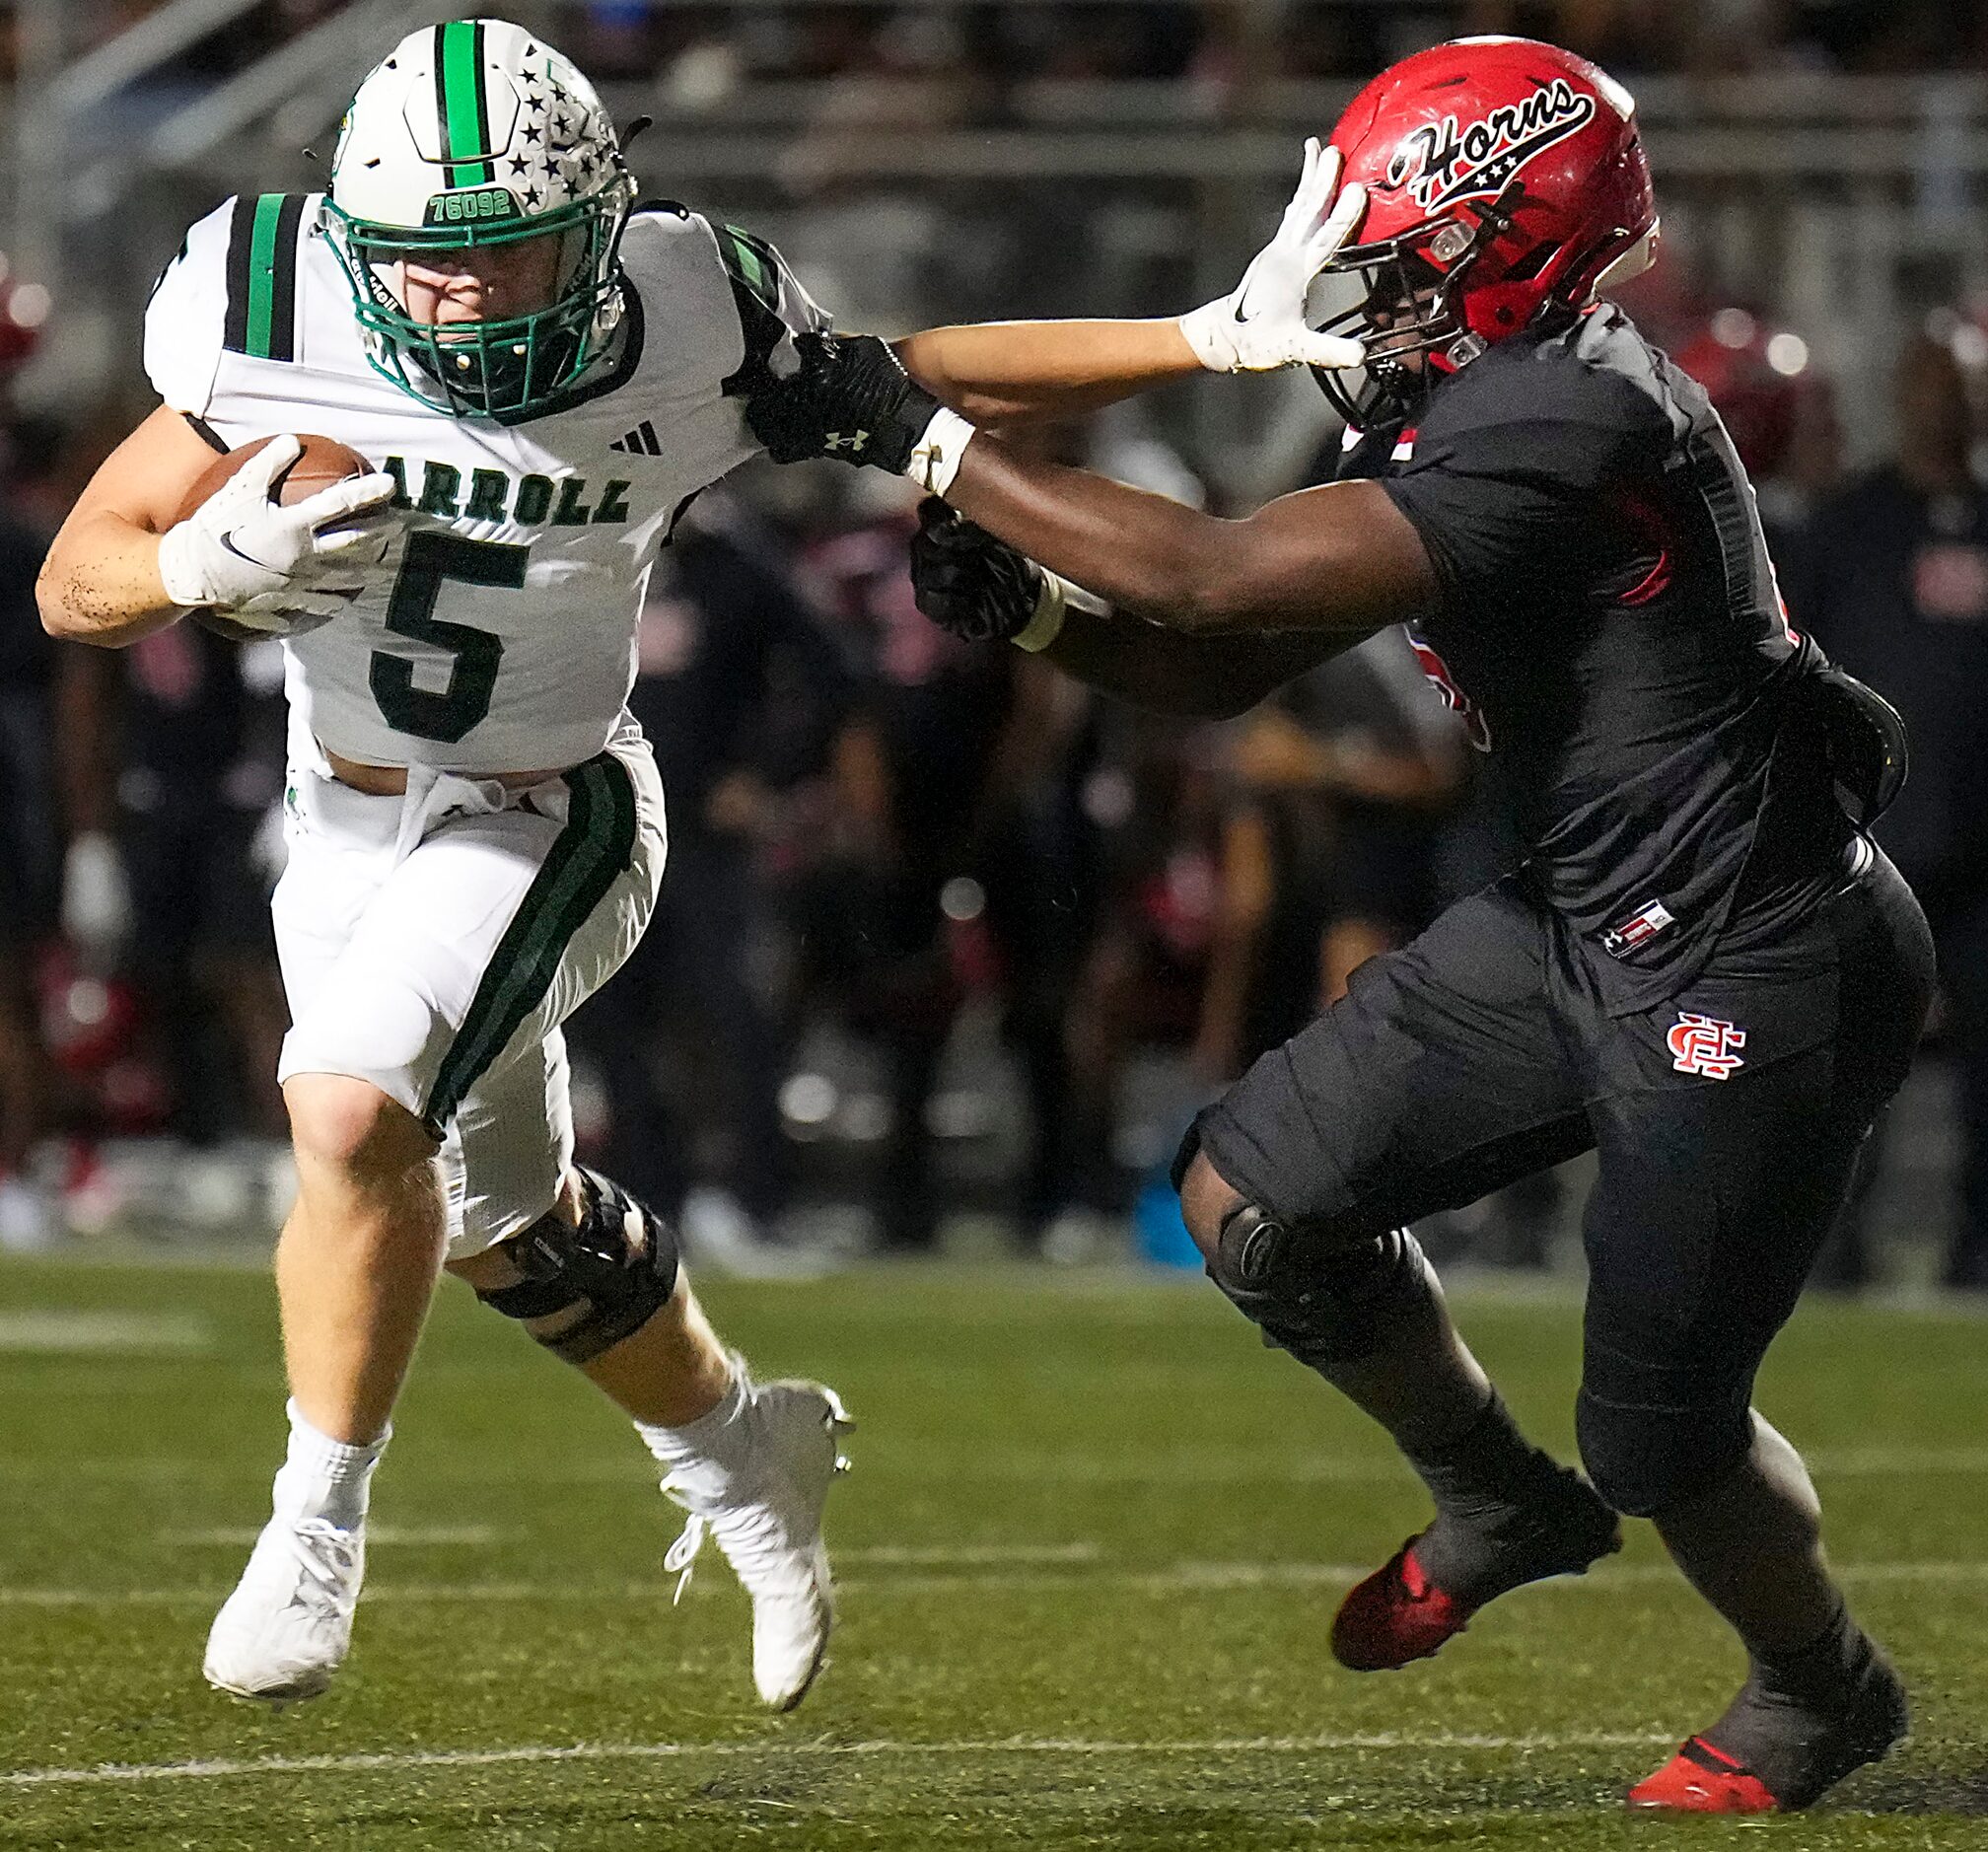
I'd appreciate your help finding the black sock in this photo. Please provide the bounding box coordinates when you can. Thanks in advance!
[1702,1609,1904,1804]
[1749,1600,1865,1706]
[1401,1390,1544,1505]
[1398,1392,1614,1600]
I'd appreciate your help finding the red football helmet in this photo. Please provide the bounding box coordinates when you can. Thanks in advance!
[1313,36,1659,421]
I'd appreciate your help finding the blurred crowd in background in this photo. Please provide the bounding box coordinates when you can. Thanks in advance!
[3,278,1987,1291]
[13,0,1988,89]
[0,0,1985,1292]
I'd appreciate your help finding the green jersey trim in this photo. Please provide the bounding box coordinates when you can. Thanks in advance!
[716,222,793,397]
[223,193,307,363]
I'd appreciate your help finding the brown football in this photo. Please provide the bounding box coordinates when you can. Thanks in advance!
[176,433,374,642]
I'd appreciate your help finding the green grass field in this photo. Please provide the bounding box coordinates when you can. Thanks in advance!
[1,1252,1984,1850]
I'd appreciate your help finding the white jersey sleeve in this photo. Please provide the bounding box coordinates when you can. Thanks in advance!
[143,197,236,416]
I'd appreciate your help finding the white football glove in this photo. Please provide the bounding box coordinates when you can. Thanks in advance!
[156,435,400,634]
[1178,138,1369,374]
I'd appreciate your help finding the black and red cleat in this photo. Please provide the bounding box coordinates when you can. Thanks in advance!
[1330,1539,1470,1672]
[1330,1474,1621,1673]
[1628,1737,1780,1815]
[1629,1643,1908,1814]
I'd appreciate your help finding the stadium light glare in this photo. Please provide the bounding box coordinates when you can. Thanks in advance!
[1765,332,1809,377]
[9,284,51,329]
[1711,307,1756,349]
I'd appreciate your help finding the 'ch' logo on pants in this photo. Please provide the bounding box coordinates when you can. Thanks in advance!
[1668,1012,1746,1080]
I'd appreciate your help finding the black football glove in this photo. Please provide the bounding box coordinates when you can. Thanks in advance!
[746,331,941,470]
[909,496,1046,645]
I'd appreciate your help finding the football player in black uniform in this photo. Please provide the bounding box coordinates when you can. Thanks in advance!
[746,37,1935,1815]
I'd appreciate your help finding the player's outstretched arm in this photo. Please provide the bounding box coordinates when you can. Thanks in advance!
[893,140,1365,424]
[38,407,224,646]
[910,497,1378,718]
[893,318,1206,427]
[948,439,1435,636]
[748,333,1438,638]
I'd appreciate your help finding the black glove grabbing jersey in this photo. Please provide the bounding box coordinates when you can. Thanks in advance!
[908,496,1045,644]
[746,331,940,470]
[1345,302,1895,1013]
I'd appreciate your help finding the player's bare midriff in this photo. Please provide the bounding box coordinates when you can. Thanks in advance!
[323,746,565,796]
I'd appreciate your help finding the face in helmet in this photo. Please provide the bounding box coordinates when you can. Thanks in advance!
[322,18,637,421]
[1309,36,1660,425]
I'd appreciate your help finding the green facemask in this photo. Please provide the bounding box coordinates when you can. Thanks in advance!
[322,176,634,422]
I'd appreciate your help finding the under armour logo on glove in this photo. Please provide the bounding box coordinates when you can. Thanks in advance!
[746,332,939,471]
[1667,1012,1746,1081]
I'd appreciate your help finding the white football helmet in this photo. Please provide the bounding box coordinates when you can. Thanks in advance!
[322,18,637,420]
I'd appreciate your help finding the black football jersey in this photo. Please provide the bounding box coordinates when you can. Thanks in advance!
[1339,302,1850,1012]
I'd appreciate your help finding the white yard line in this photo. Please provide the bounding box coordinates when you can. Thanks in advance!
[159,1526,500,1548]
[836,1543,1102,1566]
[0,1729,1680,1791]
[5,1557,1985,1609]
[1808,1447,1988,1475]
[17,1446,1988,1487]
[0,1312,211,1355]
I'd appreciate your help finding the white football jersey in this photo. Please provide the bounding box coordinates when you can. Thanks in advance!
[144,192,826,772]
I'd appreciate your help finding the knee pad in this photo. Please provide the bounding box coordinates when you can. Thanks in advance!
[1574,1385,1752,1519]
[1206,1202,1435,1371]
[476,1168,679,1365]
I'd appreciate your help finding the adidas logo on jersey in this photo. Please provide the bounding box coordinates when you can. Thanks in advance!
[610,420,663,456]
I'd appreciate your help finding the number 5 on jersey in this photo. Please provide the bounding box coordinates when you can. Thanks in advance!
[371,532,527,743]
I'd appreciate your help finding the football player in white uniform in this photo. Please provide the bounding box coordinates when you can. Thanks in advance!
[37,18,854,1712]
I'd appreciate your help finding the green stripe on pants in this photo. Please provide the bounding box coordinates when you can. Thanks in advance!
[422,756,638,1135]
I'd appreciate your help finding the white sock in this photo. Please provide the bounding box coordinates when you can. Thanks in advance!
[634,1365,753,1504]
[271,1399,389,1532]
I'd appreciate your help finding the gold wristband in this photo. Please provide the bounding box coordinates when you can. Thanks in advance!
[1012,573,1068,653]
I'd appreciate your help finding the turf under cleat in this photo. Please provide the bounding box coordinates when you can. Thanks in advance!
[663,1378,852,1711]
[202,1515,365,1704]
[1629,1643,1908,1814]
[1330,1471,1621,1673]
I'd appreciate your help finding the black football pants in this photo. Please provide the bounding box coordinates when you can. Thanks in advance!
[1186,845,1934,1516]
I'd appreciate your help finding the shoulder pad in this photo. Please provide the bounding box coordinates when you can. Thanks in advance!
[144,199,232,413]
[220,193,313,363]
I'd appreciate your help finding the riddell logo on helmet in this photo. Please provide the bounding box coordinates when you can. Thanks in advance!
[1385,79,1598,214]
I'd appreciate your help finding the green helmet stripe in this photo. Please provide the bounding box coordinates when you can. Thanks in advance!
[438,19,494,187]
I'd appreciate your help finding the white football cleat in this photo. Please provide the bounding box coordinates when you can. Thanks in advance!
[663,1379,851,1710]
[202,1515,365,1704]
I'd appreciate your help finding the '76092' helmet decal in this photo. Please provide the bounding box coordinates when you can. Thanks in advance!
[1384,79,1598,214]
